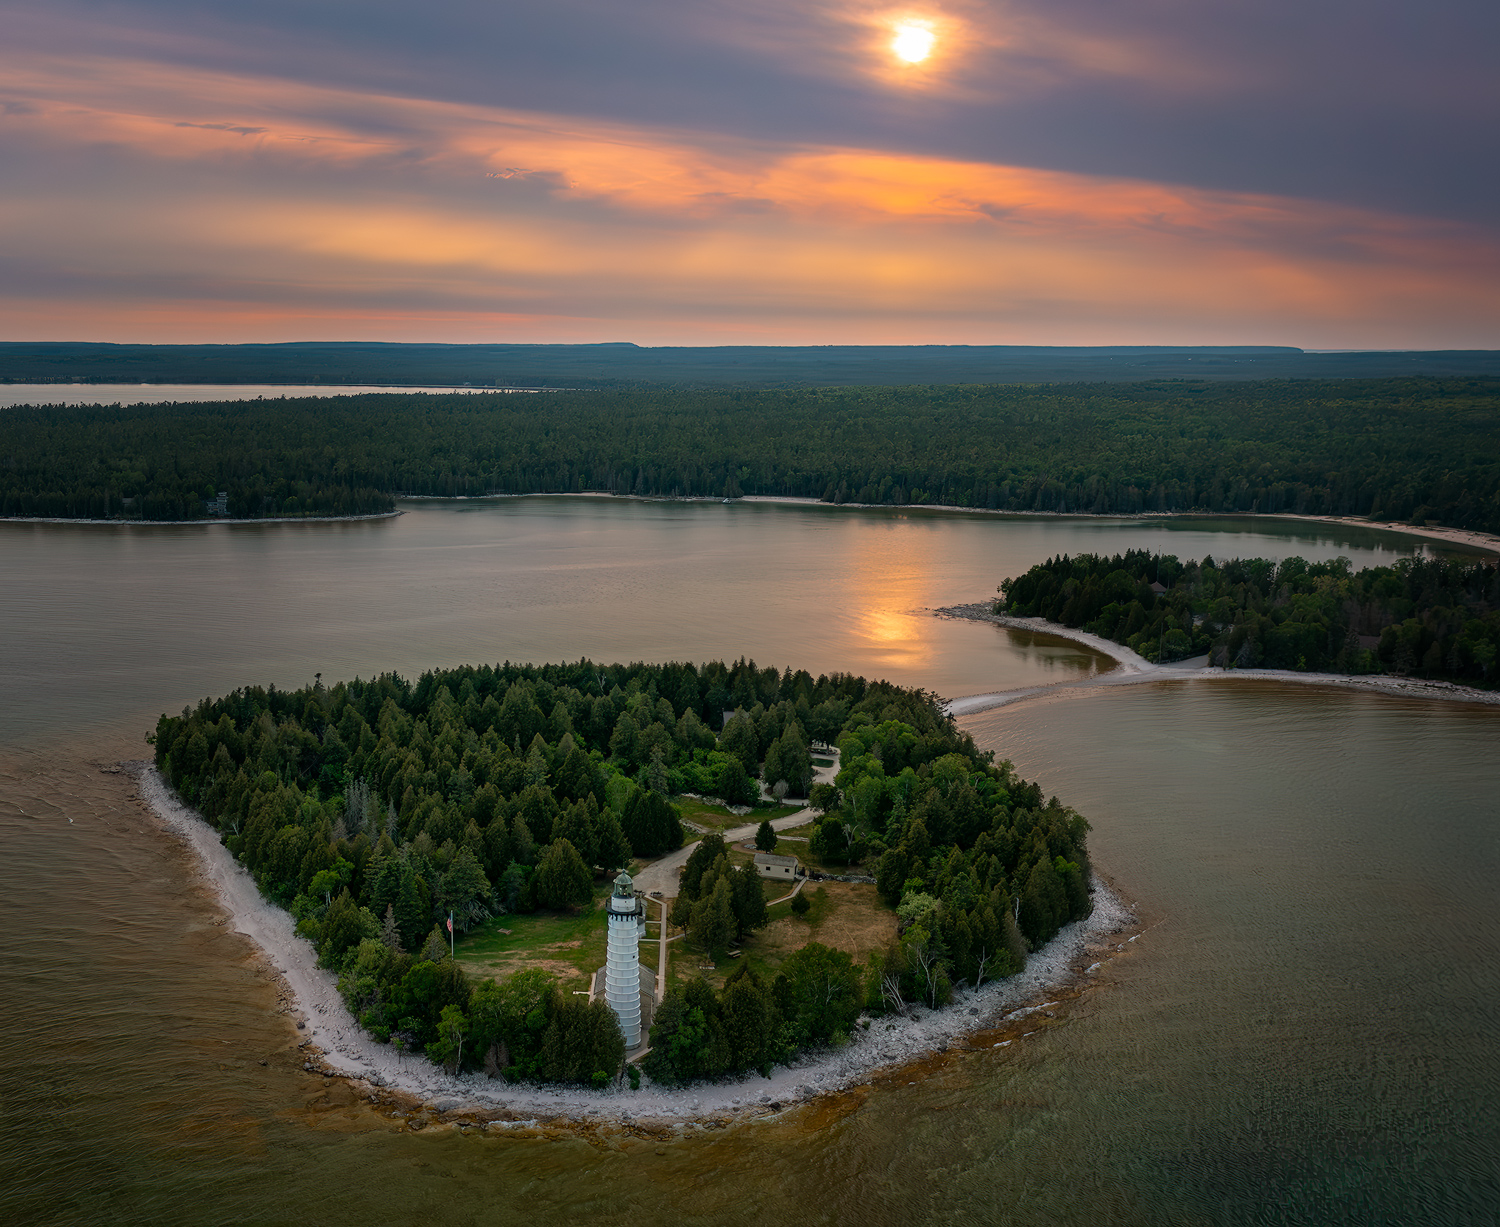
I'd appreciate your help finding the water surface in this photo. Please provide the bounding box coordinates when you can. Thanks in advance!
[0,384,500,408]
[1,500,1492,1226]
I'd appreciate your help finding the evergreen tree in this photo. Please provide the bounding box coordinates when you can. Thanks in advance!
[730,863,769,937]
[691,878,736,956]
[718,710,760,774]
[541,995,625,1083]
[720,967,777,1072]
[421,923,450,963]
[379,903,402,953]
[436,846,493,931]
[552,799,599,867]
[594,806,632,874]
[534,838,593,911]
[680,832,727,899]
[394,861,428,952]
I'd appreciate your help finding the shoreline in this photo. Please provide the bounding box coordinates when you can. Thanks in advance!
[423,493,1500,559]
[0,510,403,527]
[131,762,1140,1133]
[937,604,1500,714]
[7,493,1496,559]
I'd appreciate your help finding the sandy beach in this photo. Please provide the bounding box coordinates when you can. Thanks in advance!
[937,604,1500,714]
[131,762,1139,1131]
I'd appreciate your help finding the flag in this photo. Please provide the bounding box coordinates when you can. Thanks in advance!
[446,915,453,934]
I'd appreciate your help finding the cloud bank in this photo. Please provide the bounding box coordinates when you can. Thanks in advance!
[2,1,1496,345]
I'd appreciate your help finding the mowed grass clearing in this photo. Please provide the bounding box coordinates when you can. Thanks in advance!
[668,882,895,993]
[455,888,610,988]
[674,798,802,832]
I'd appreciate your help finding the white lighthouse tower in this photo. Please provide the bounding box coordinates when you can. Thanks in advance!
[604,870,644,1049]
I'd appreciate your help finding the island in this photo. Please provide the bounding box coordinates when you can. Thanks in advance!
[148,658,1101,1098]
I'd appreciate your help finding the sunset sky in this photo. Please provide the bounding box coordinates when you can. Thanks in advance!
[3,0,1497,347]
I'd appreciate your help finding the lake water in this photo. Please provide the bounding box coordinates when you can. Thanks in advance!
[1,499,1493,1225]
[0,384,509,409]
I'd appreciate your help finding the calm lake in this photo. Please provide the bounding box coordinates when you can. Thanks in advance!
[0,385,500,409]
[1,499,1494,1225]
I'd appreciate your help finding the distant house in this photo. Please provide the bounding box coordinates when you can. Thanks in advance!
[754,852,800,880]
[204,491,228,516]
[1148,581,1168,597]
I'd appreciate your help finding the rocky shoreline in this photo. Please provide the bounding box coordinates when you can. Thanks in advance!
[131,762,1143,1134]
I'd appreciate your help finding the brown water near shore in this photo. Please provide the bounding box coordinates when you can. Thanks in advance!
[2,500,1494,1225]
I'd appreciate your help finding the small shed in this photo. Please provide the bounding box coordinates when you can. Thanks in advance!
[754,852,800,880]
[1148,581,1168,597]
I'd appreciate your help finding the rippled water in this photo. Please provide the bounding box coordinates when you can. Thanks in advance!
[1,500,1493,1225]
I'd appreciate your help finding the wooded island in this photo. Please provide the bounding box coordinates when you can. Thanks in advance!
[152,659,1090,1087]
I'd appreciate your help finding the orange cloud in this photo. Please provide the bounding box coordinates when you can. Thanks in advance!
[1,49,1496,345]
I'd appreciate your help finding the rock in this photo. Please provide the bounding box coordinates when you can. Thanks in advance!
[969,1007,979,1016]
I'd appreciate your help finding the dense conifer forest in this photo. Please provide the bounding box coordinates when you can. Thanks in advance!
[998,551,1500,682]
[7,339,1500,387]
[5,377,1499,530]
[154,658,1091,1085]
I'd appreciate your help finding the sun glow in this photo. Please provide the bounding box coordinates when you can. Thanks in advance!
[891,22,935,63]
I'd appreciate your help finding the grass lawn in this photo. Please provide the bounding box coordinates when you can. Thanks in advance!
[673,798,751,830]
[455,885,611,988]
[673,797,801,831]
[666,882,894,993]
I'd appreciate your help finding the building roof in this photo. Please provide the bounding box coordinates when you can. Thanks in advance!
[754,852,799,868]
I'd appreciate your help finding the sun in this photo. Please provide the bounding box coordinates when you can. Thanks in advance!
[891,22,936,63]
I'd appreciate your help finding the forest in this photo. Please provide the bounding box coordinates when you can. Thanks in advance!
[998,551,1500,683]
[4,376,1499,530]
[154,657,1092,1087]
[8,340,1500,388]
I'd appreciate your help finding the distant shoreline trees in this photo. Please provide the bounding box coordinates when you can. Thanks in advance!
[5,376,1498,530]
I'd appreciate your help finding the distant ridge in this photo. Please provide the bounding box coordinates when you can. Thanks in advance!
[2,341,1498,387]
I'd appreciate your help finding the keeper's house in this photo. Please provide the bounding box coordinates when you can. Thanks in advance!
[754,852,800,880]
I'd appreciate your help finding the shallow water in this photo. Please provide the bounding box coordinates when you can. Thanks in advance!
[1,500,1493,1225]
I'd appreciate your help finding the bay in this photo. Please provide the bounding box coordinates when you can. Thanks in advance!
[0,498,1492,1226]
